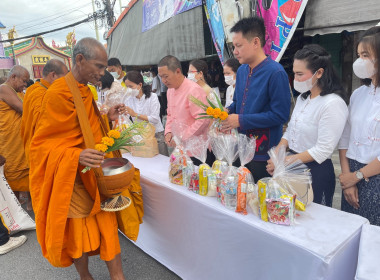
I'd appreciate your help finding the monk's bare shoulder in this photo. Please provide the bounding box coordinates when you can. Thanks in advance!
[0,84,15,101]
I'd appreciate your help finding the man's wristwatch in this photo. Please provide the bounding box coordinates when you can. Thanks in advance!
[355,170,369,182]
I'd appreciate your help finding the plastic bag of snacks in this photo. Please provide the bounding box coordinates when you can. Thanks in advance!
[247,183,259,216]
[169,123,191,186]
[220,133,239,209]
[269,146,313,209]
[236,134,256,215]
[210,136,228,198]
[187,135,211,196]
[257,146,312,225]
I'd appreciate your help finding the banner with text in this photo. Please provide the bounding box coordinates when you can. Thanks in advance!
[142,0,202,32]
[257,0,308,62]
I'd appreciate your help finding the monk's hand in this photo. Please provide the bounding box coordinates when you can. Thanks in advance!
[221,114,240,132]
[0,155,5,166]
[108,104,125,121]
[79,149,105,168]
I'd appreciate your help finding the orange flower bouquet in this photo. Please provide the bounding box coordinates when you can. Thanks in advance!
[82,122,146,173]
[189,91,228,121]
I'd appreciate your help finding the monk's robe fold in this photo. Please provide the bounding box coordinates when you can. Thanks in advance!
[0,93,29,192]
[21,79,51,162]
[30,75,120,267]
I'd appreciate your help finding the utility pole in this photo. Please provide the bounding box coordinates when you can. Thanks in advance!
[92,0,100,40]
[104,0,115,27]
[119,0,122,14]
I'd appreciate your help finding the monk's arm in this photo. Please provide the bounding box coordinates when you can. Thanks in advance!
[0,88,23,114]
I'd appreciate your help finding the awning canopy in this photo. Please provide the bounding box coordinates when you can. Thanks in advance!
[304,0,380,36]
[107,0,205,66]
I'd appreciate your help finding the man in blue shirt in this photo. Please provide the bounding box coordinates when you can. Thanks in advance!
[221,16,291,182]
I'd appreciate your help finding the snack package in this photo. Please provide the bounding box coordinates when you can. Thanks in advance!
[169,123,191,186]
[210,136,228,198]
[247,182,259,216]
[187,135,211,196]
[258,179,269,222]
[236,134,256,215]
[269,146,313,210]
[266,195,296,226]
[190,166,200,193]
[220,133,239,210]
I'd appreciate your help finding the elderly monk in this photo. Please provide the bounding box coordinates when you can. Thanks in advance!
[29,38,126,280]
[21,59,68,162]
[0,65,30,192]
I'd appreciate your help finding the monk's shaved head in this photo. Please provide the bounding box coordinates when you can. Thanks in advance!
[8,65,29,79]
[71,37,108,85]
[42,59,68,77]
[72,37,106,65]
[6,65,30,92]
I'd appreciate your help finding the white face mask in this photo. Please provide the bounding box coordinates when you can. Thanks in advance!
[225,75,235,86]
[110,71,119,79]
[293,72,318,94]
[187,72,198,82]
[353,58,377,79]
[126,87,140,97]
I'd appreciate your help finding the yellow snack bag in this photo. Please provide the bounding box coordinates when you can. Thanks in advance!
[258,179,268,222]
[199,163,210,196]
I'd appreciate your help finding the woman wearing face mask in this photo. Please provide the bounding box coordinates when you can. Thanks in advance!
[339,28,380,225]
[223,58,240,107]
[266,44,348,207]
[122,71,168,156]
[188,59,220,102]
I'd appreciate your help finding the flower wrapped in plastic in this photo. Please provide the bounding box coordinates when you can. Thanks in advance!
[257,146,313,225]
[187,135,211,196]
[220,133,239,209]
[210,136,228,199]
[169,123,191,186]
[236,134,256,215]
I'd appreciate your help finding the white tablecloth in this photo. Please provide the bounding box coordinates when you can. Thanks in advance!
[123,154,369,280]
[355,224,380,280]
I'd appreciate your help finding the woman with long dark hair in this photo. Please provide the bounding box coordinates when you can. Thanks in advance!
[267,44,348,207]
[223,58,240,107]
[122,71,168,156]
[339,27,380,225]
[188,59,220,102]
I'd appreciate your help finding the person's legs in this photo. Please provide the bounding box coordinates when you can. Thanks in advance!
[105,253,126,280]
[73,253,94,280]
[0,214,27,255]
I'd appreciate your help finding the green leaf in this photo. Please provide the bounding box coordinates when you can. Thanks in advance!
[213,91,224,110]
[196,116,213,120]
[206,97,216,109]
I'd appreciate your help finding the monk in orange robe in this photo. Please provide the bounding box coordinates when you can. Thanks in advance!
[30,38,127,280]
[0,65,30,192]
[21,59,68,162]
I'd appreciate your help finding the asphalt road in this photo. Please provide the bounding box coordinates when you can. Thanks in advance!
[0,210,181,280]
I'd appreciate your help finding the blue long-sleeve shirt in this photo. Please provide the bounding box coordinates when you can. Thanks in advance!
[228,57,290,161]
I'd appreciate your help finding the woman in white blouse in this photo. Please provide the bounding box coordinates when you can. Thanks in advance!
[267,44,348,207]
[223,58,240,107]
[122,71,168,156]
[339,27,380,225]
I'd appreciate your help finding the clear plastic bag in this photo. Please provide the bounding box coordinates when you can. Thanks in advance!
[187,135,211,196]
[210,136,228,198]
[257,146,312,225]
[269,146,313,210]
[169,123,191,186]
[236,134,256,215]
[220,133,239,209]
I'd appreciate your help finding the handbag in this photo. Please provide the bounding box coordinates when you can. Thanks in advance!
[131,123,159,158]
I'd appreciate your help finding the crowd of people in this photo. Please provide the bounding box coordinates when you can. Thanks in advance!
[0,15,379,279]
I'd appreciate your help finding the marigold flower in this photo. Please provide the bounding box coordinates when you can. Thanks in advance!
[206,107,214,116]
[213,108,222,115]
[219,111,228,121]
[107,130,121,139]
[95,144,108,153]
[101,137,115,147]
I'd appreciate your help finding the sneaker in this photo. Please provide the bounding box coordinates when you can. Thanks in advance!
[0,235,27,255]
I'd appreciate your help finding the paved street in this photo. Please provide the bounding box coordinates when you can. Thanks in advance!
[0,211,181,280]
